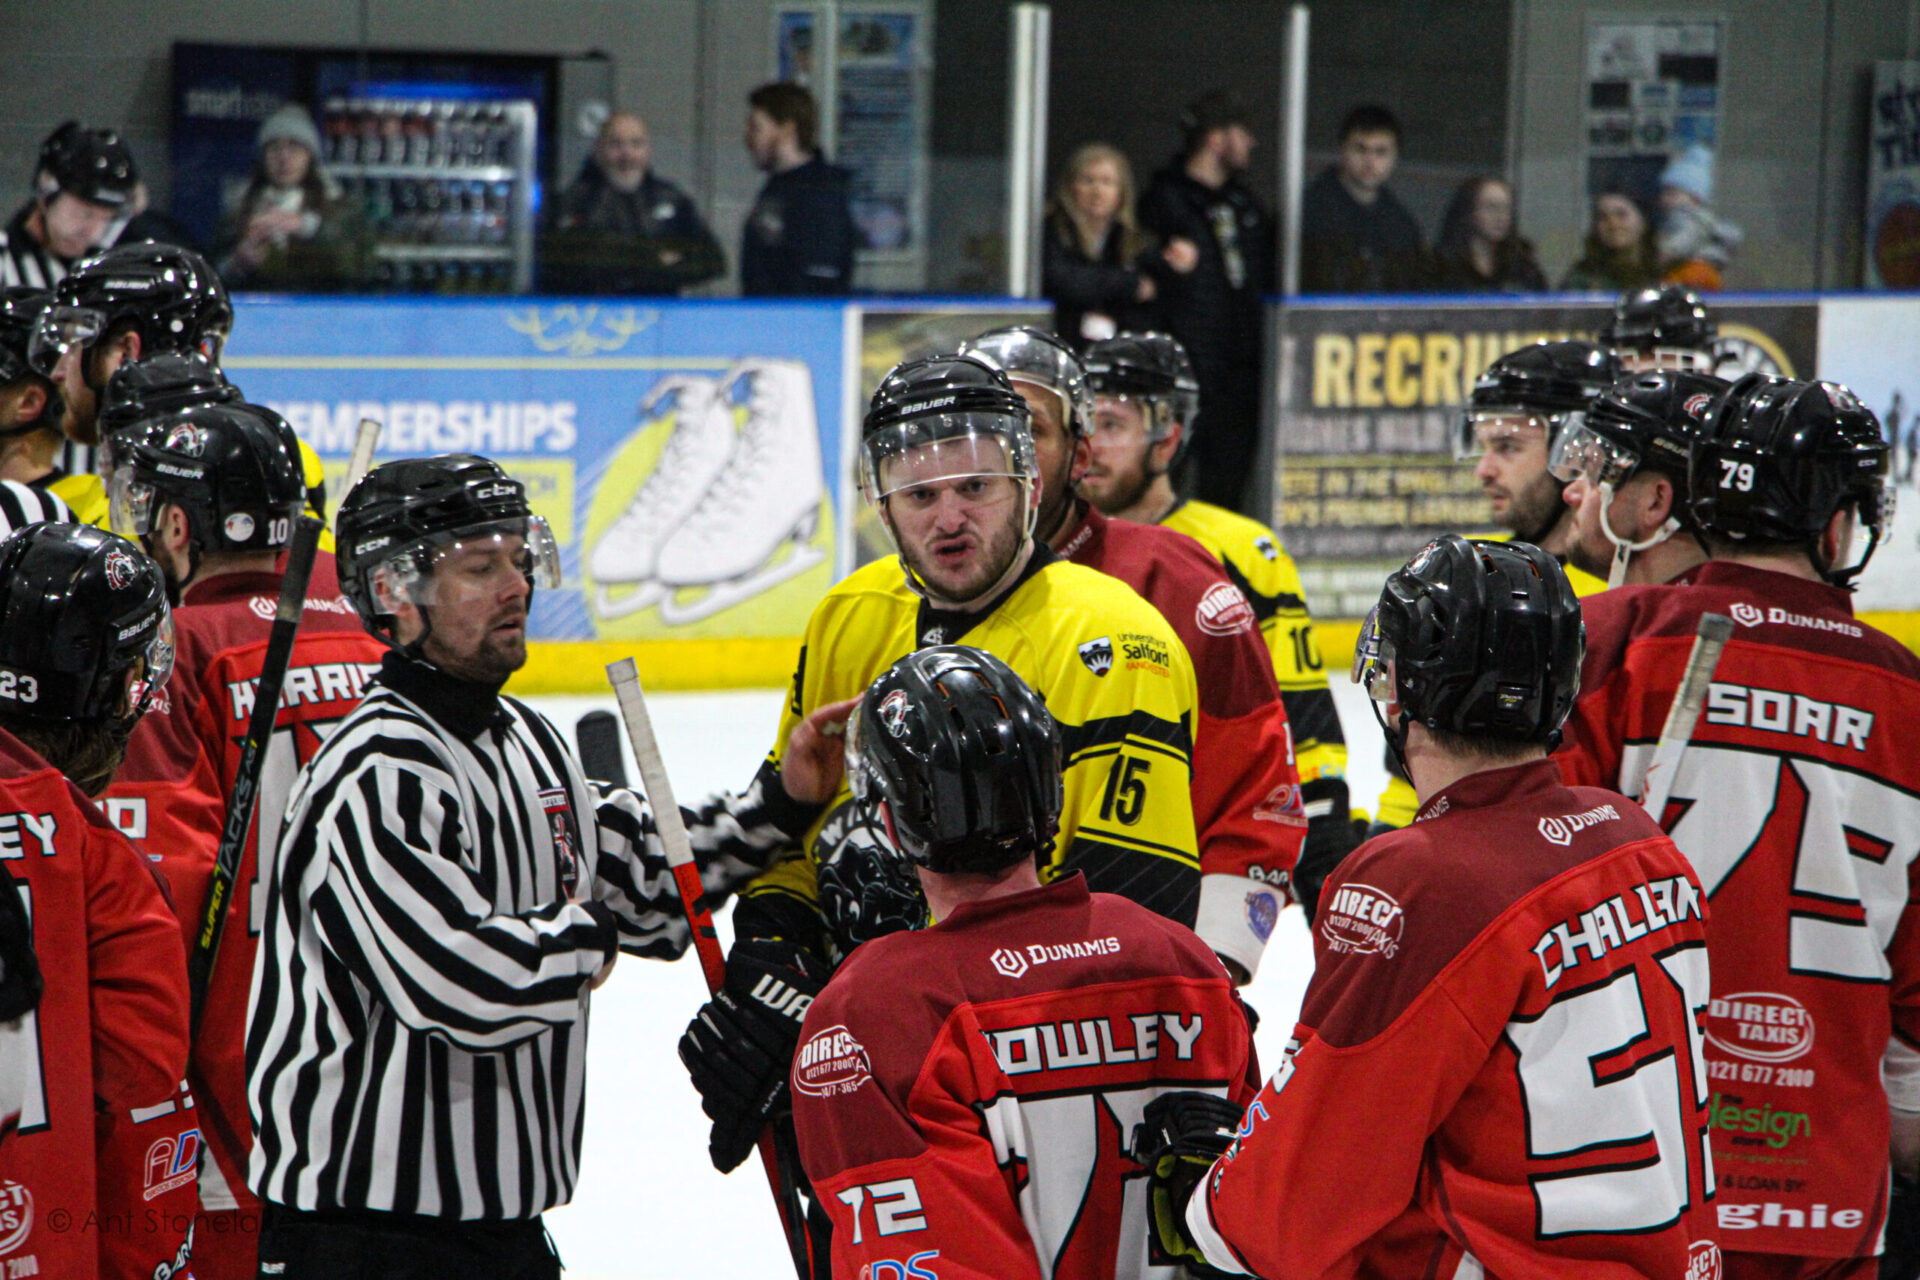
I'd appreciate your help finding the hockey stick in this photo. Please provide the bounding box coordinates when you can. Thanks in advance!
[188,513,325,1036]
[342,418,382,500]
[575,710,631,789]
[604,659,814,1280]
[1637,612,1735,826]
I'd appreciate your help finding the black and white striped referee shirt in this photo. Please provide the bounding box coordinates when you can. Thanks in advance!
[0,480,73,535]
[247,650,798,1218]
[0,206,69,290]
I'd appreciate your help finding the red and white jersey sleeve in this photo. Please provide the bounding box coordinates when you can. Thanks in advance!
[102,565,384,1217]
[1057,506,1305,976]
[0,728,190,1280]
[1557,560,1920,1259]
[1190,759,1720,1280]
[793,876,1257,1280]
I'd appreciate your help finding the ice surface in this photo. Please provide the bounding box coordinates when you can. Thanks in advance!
[527,679,1391,1280]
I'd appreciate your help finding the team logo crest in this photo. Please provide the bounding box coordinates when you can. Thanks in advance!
[164,424,207,456]
[990,947,1029,978]
[1245,890,1279,943]
[539,787,584,897]
[1077,636,1113,676]
[103,547,139,589]
[1196,582,1255,636]
[1731,602,1764,627]
[878,689,912,738]
[794,1025,872,1098]
[1682,393,1714,419]
[1253,535,1279,561]
[1320,883,1404,958]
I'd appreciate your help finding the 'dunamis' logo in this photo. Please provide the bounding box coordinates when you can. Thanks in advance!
[1731,602,1764,627]
[1078,636,1113,676]
[990,947,1029,978]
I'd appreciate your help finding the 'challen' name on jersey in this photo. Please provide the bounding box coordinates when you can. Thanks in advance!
[228,661,383,720]
[985,1012,1205,1077]
[1532,875,1703,988]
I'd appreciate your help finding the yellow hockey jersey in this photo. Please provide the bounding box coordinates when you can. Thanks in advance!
[742,545,1202,939]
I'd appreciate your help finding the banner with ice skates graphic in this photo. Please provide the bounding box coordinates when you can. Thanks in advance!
[226,297,846,644]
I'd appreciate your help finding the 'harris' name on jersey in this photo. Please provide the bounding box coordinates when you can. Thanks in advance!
[226,661,383,720]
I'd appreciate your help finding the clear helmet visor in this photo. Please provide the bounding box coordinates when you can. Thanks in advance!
[1350,604,1398,704]
[106,464,157,539]
[1832,482,1896,584]
[845,701,875,805]
[28,304,107,377]
[1456,409,1559,462]
[1548,419,1640,487]
[126,604,175,719]
[1092,392,1173,444]
[372,516,562,612]
[859,416,1038,506]
[1618,347,1715,375]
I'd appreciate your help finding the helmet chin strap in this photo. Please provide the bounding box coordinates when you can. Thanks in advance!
[1598,480,1681,589]
[1369,696,1413,783]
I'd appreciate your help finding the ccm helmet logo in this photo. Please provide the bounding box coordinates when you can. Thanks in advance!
[475,483,518,500]
[355,535,392,555]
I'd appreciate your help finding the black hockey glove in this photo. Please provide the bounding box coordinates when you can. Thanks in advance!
[1130,1091,1246,1279]
[0,861,41,1022]
[1292,775,1361,922]
[1884,1171,1920,1280]
[678,939,831,1174]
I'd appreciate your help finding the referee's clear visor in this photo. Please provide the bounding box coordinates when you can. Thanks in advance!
[1548,419,1639,488]
[1350,604,1397,704]
[1456,408,1555,462]
[859,417,1038,507]
[373,516,561,608]
[28,304,107,377]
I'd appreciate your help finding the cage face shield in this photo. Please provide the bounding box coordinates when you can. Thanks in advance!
[1548,418,1641,488]
[372,516,562,612]
[28,304,107,377]
[1456,409,1565,463]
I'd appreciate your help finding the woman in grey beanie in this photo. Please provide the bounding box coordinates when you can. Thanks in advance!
[213,103,360,289]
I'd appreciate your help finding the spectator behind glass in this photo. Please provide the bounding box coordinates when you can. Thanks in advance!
[540,111,725,296]
[1657,145,1741,292]
[1139,91,1274,512]
[1041,143,1169,346]
[1432,175,1546,293]
[1559,188,1661,292]
[212,104,361,290]
[1299,104,1426,293]
[740,83,856,295]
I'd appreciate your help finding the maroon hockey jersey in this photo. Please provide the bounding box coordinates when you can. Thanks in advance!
[1558,560,1920,1261]
[1191,759,1719,1280]
[0,726,194,1280]
[104,560,384,1227]
[1055,503,1305,975]
[792,874,1257,1280]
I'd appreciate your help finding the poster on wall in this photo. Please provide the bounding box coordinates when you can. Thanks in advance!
[1865,60,1920,290]
[1817,299,1920,612]
[1270,297,1817,618]
[1584,18,1722,210]
[227,298,846,642]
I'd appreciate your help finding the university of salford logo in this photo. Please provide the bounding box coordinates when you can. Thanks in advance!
[1731,602,1764,627]
[990,947,1029,978]
[1078,637,1113,676]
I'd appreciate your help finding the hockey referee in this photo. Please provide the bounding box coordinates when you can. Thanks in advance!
[248,454,850,1279]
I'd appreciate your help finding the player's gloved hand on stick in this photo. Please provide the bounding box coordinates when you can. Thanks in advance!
[1292,775,1361,922]
[1131,1091,1246,1279]
[1883,1171,1920,1280]
[678,938,830,1174]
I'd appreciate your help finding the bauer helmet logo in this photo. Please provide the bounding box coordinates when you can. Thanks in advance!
[990,947,1029,978]
[102,547,138,590]
[878,689,911,739]
[1731,602,1764,627]
[901,395,957,415]
[1077,637,1113,677]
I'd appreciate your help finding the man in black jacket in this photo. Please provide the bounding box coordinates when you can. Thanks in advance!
[541,111,725,295]
[741,83,857,296]
[1299,104,1427,294]
[1139,91,1275,512]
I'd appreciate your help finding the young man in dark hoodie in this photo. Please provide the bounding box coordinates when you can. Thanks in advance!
[1138,91,1275,512]
[740,83,857,296]
[1299,103,1427,294]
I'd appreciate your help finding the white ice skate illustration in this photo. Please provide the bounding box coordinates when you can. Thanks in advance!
[590,373,737,619]
[654,358,827,624]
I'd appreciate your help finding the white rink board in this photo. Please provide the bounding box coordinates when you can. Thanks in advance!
[524,682,1390,1280]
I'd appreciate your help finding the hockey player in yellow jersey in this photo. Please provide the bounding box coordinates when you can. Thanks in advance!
[0,289,106,522]
[1079,331,1359,916]
[728,351,1202,959]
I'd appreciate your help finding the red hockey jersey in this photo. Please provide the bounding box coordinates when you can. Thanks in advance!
[793,875,1257,1280]
[104,563,384,1222]
[0,727,194,1280]
[1558,560,1920,1260]
[1190,760,1719,1280]
[1055,503,1305,977]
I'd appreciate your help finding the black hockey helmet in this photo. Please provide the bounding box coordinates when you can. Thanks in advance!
[815,802,928,961]
[860,353,1037,507]
[1457,340,1619,460]
[1551,371,1730,492]
[1599,285,1717,372]
[32,242,234,382]
[107,402,305,555]
[0,289,52,388]
[1353,535,1584,750]
[1084,331,1202,456]
[97,352,239,444]
[336,454,560,643]
[0,522,172,723]
[1688,373,1893,588]
[846,645,1063,875]
[36,122,138,210]
[957,325,1094,439]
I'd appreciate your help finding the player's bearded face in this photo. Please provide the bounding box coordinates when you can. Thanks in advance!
[880,439,1030,603]
[1472,416,1561,539]
[1081,396,1155,513]
[418,535,534,681]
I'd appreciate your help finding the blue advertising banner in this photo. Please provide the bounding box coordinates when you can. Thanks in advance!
[226,298,848,647]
